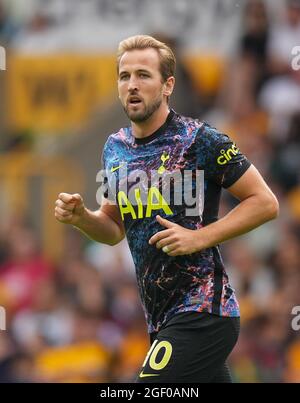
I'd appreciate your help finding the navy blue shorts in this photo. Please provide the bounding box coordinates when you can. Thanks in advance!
[136,311,240,383]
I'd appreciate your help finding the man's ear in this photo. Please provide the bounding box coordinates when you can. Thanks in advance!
[163,76,175,97]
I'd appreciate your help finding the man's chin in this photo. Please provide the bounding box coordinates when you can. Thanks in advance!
[125,109,147,123]
[123,98,162,123]
[130,114,148,123]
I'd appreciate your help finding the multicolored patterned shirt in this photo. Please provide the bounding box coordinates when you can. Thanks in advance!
[101,109,251,333]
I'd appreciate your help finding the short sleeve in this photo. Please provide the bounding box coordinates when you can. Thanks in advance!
[195,124,251,188]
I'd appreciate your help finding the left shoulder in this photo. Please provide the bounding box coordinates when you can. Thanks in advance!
[196,122,231,146]
[172,111,205,136]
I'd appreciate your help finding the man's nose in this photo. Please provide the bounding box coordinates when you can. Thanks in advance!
[128,76,139,92]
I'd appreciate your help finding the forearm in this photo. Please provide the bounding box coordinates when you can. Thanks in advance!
[74,208,125,246]
[197,193,279,250]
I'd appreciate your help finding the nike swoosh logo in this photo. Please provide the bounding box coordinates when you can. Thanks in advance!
[139,371,159,378]
[111,164,124,173]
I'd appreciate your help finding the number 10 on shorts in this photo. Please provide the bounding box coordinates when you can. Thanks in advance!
[141,339,173,373]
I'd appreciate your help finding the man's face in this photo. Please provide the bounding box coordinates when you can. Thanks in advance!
[118,48,167,123]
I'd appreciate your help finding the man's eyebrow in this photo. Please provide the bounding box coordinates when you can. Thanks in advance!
[136,69,151,74]
[119,68,152,75]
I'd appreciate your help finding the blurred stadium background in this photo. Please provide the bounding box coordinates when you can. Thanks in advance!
[0,0,300,383]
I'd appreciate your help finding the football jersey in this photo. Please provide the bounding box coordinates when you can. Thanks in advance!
[101,109,251,333]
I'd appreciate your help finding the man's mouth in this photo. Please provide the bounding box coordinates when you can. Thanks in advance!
[128,96,142,105]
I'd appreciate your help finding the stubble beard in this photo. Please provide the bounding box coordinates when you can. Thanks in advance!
[123,95,163,123]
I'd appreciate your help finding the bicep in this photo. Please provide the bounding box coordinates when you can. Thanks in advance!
[227,164,275,201]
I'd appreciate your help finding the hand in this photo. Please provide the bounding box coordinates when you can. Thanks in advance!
[148,215,201,256]
[55,193,85,226]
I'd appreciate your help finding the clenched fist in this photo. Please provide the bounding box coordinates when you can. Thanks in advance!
[55,193,85,226]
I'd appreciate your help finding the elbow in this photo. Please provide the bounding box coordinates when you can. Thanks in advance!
[106,239,116,246]
[106,237,120,246]
[107,239,121,246]
[264,193,280,221]
[107,232,125,246]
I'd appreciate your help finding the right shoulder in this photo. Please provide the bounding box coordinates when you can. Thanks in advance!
[104,127,129,146]
[102,127,130,162]
[103,127,128,150]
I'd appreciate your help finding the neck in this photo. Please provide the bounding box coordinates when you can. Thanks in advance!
[132,104,170,138]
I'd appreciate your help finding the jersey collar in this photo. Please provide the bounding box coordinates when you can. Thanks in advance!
[133,109,175,145]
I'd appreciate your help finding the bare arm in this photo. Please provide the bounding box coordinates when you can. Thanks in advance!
[55,193,125,246]
[194,164,279,249]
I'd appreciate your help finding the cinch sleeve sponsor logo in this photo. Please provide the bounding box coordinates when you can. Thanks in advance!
[217,144,239,165]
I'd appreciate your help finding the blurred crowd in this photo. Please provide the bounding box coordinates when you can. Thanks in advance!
[1,0,300,383]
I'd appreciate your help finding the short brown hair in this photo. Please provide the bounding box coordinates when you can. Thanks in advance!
[117,35,176,82]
